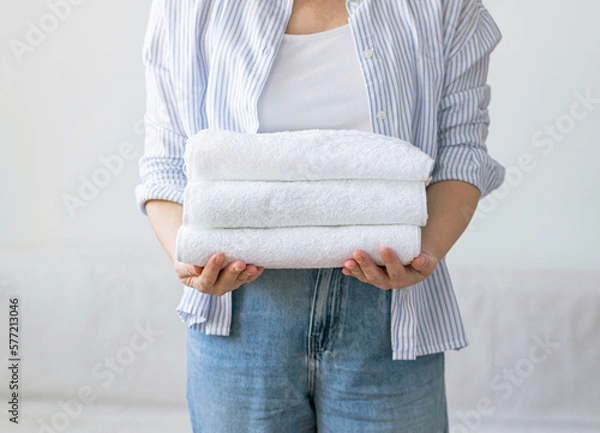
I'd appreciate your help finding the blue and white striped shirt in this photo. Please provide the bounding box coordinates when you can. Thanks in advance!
[135,0,505,360]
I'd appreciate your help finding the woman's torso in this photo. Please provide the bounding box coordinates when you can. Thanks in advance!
[256,1,371,133]
[161,0,502,358]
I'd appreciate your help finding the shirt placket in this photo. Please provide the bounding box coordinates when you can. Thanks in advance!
[347,0,415,358]
[345,0,394,137]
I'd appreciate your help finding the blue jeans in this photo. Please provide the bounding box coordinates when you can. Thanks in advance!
[186,267,448,433]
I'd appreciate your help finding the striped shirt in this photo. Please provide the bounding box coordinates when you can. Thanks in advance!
[135,0,505,360]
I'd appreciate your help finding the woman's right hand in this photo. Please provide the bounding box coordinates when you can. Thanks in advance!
[174,252,264,297]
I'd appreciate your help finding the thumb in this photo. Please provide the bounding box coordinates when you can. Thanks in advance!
[187,264,202,276]
[410,253,429,270]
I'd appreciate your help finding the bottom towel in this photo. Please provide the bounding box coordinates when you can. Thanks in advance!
[176,224,421,268]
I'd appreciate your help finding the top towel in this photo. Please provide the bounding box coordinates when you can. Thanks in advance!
[184,128,435,182]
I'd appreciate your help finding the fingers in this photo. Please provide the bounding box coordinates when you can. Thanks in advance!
[236,264,264,283]
[209,260,245,295]
[343,258,366,281]
[380,247,406,283]
[354,250,391,289]
[250,266,266,281]
[198,253,225,288]
[344,250,390,289]
[241,264,258,278]
[200,260,265,295]
[342,248,428,291]
[176,255,265,296]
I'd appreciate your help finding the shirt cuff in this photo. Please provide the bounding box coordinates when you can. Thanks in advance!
[135,183,185,216]
[429,144,505,199]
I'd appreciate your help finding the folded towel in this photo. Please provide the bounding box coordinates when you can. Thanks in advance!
[175,224,421,268]
[184,128,434,182]
[183,179,428,228]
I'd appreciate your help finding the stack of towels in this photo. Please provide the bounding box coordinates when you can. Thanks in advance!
[175,128,434,268]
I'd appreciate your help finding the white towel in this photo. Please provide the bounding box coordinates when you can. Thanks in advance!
[184,128,434,182]
[176,224,421,268]
[182,179,428,228]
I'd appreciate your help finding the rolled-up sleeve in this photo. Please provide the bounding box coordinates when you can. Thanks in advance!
[135,0,188,216]
[430,0,505,199]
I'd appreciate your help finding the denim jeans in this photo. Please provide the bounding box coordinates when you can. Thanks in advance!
[186,267,448,433]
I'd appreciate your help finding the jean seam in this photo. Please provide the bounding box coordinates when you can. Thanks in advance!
[320,267,345,353]
[307,268,322,400]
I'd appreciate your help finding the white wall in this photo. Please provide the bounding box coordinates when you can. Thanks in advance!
[1,1,599,431]
[1,0,598,269]
[449,0,600,270]
[0,0,151,250]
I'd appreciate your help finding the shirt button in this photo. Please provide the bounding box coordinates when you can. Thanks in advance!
[376,110,386,120]
[362,48,373,59]
[349,0,362,6]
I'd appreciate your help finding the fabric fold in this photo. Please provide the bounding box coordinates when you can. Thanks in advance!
[182,179,427,228]
[391,286,418,360]
[175,286,232,336]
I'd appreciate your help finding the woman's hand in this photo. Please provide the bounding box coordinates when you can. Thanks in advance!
[342,247,438,290]
[174,252,264,297]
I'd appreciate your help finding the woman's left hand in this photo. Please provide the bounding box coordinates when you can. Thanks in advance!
[342,247,439,290]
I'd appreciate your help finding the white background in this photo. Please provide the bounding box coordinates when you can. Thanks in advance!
[0,0,599,432]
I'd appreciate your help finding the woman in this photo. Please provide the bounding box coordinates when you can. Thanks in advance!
[135,0,505,431]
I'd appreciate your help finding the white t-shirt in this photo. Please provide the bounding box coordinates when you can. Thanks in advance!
[257,23,372,133]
